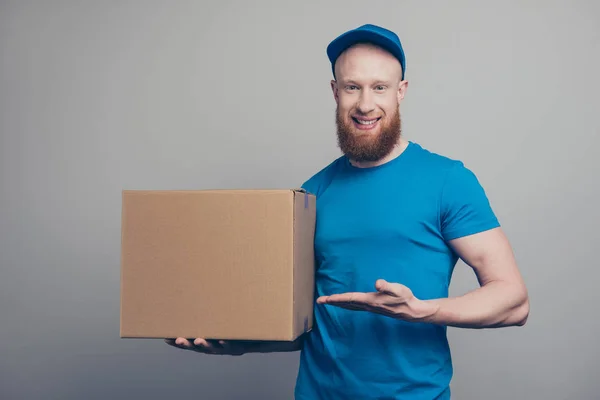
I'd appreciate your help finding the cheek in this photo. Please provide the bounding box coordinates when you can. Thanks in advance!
[337,105,355,120]
[337,95,358,112]
[378,99,399,116]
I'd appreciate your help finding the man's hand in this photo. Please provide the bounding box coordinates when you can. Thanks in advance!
[317,279,440,322]
[164,338,250,356]
[164,335,305,355]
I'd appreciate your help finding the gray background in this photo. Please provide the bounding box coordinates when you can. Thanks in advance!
[1,1,598,399]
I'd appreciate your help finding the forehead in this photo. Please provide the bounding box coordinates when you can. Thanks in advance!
[335,43,402,82]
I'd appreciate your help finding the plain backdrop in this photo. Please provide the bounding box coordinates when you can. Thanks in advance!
[1,1,598,399]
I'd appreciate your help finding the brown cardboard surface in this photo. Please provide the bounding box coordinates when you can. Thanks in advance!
[120,189,316,341]
[292,190,316,338]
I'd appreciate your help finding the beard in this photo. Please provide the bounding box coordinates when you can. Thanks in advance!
[335,106,401,163]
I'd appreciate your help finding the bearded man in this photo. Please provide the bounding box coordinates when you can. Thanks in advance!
[167,24,529,400]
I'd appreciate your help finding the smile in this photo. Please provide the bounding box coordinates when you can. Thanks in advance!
[352,117,381,130]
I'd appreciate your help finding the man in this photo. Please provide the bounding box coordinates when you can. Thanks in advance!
[167,24,529,399]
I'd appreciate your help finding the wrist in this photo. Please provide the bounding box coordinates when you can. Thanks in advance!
[406,297,441,323]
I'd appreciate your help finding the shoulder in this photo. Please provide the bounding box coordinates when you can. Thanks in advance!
[408,142,491,205]
[301,156,346,197]
[407,141,469,181]
[405,143,499,239]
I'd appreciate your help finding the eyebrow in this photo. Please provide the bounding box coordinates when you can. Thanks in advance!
[340,79,392,86]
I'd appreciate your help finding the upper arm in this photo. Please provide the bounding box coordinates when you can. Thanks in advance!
[439,161,500,241]
[448,227,526,291]
[439,161,527,292]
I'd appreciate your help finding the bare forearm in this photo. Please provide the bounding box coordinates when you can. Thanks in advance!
[422,281,529,328]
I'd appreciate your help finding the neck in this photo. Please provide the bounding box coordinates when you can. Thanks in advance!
[349,138,409,168]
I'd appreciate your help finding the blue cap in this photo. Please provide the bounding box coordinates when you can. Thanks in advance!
[327,24,406,80]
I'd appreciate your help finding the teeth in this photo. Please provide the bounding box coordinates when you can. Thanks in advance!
[357,119,377,125]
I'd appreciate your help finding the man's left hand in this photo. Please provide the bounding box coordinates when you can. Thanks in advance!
[316,279,440,322]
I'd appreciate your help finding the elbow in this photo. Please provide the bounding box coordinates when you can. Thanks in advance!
[495,287,529,328]
[491,283,529,328]
[514,296,530,327]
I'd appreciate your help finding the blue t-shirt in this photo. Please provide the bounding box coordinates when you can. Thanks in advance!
[294,141,500,400]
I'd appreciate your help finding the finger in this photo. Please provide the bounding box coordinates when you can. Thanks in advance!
[198,339,231,355]
[174,337,194,349]
[193,338,209,347]
[319,293,357,303]
[323,292,375,305]
[193,339,244,355]
[193,338,220,350]
[165,338,197,351]
[329,300,400,318]
[375,279,396,296]
[376,279,410,298]
[324,301,370,312]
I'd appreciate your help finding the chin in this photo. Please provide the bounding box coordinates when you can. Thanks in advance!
[353,129,381,140]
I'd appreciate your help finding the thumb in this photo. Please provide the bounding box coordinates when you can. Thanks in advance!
[375,279,398,296]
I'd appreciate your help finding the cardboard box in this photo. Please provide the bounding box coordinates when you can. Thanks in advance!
[120,189,316,341]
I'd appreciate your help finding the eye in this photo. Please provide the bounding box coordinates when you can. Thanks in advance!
[346,85,359,91]
[375,85,386,91]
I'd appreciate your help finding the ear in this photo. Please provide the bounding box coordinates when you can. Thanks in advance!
[397,80,408,103]
[331,80,339,104]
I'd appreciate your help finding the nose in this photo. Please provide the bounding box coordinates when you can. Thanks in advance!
[357,91,375,115]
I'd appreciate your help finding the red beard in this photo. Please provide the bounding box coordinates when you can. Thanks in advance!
[335,106,401,163]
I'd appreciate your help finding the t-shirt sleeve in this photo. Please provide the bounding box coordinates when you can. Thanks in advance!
[440,162,500,241]
[301,176,319,196]
[300,157,343,197]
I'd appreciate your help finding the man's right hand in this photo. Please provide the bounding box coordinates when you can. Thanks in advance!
[164,335,305,355]
[164,338,250,356]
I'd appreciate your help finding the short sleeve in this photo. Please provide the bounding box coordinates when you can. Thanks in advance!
[301,176,319,196]
[300,157,344,198]
[440,162,500,241]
